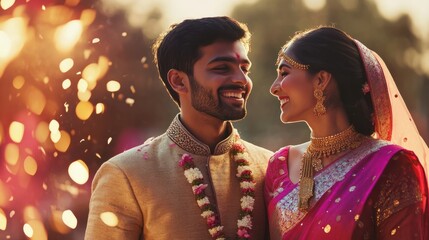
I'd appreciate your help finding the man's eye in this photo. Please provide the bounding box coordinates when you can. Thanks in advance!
[212,66,229,71]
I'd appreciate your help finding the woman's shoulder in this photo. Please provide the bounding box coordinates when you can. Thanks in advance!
[268,142,310,168]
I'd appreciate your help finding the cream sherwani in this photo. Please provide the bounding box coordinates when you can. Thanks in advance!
[85,115,272,239]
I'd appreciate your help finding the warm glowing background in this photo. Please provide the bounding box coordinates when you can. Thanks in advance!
[0,0,428,239]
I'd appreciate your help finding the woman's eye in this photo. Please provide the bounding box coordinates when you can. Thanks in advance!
[279,71,288,77]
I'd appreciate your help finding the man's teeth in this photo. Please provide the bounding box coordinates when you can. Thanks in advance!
[222,92,243,98]
[280,98,289,105]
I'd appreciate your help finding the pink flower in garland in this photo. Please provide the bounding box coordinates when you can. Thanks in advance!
[179,153,193,167]
[179,141,255,239]
[193,184,208,195]
[237,228,250,238]
[231,143,245,155]
[207,215,217,227]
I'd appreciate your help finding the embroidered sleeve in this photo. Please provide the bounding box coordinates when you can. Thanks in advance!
[373,150,424,226]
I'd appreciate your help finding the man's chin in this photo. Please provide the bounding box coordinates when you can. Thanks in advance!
[222,109,246,121]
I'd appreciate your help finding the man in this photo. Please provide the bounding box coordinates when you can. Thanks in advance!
[85,16,272,239]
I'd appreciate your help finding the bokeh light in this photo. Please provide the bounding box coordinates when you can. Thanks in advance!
[0,0,15,10]
[25,86,46,115]
[9,121,24,143]
[54,130,71,152]
[100,211,118,227]
[75,101,94,120]
[54,20,83,52]
[95,103,105,114]
[0,208,6,231]
[62,210,78,229]
[0,180,12,206]
[23,156,38,176]
[23,223,34,238]
[106,80,120,92]
[0,123,3,144]
[12,75,25,89]
[5,143,19,166]
[0,31,12,58]
[68,160,89,185]
[59,58,74,73]
[62,79,72,90]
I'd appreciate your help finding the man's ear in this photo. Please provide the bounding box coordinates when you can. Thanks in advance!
[167,69,189,94]
[313,70,332,90]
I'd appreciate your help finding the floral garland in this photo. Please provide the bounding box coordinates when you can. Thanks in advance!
[178,142,255,240]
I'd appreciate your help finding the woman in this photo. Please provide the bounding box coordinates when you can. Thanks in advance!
[266,26,429,239]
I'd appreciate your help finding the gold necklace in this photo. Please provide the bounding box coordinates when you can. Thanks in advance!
[298,125,365,211]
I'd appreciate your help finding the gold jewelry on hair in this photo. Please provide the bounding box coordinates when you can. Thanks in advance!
[280,53,310,70]
[313,87,326,116]
[298,125,365,211]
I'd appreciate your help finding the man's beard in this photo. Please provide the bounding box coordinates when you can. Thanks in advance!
[189,76,247,121]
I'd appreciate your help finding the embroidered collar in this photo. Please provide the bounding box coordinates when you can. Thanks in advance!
[166,114,236,156]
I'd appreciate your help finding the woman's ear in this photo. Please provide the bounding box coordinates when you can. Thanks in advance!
[313,70,332,90]
[167,69,189,94]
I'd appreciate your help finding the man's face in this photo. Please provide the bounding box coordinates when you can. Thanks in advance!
[189,40,252,121]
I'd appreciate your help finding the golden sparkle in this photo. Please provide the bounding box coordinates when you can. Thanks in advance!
[0,123,3,144]
[324,224,331,233]
[75,101,94,120]
[12,75,25,89]
[62,210,77,229]
[0,208,6,230]
[23,223,34,238]
[5,143,19,166]
[62,79,72,89]
[35,121,49,144]
[0,0,15,10]
[59,58,74,73]
[95,103,105,114]
[23,156,38,176]
[9,121,24,143]
[54,130,71,152]
[54,20,83,52]
[100,212,118,227]
[0,31,12,58]
[26,86,46,115]
[107,80,121,92]
[68,160,89,185]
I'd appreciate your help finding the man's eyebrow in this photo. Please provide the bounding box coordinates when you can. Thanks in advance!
[208,56,251,65]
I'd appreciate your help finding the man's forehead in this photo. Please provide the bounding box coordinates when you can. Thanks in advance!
[200,41,250,63]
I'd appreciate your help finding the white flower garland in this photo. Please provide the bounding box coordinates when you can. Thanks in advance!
[178,141,256,240]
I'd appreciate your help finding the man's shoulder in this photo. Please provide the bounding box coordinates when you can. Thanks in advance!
[107,133,169,167]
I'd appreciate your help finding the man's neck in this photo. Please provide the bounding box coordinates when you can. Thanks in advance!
[179,113,230,153]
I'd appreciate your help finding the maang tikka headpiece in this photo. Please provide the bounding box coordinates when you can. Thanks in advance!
[280,52,310,70]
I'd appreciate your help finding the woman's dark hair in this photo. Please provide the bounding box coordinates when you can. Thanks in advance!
[283,26,374,136]
[152,16,250,106]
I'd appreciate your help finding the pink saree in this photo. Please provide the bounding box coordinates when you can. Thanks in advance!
[265,139,428,239]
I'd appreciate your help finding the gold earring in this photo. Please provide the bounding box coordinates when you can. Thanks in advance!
[313,87,326,116]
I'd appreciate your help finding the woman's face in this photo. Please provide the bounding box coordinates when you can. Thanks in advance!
[270,56,316,123]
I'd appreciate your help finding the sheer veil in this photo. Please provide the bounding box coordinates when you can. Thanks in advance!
[354,39,429,181]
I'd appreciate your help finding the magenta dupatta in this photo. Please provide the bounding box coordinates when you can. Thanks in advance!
[265,139,428,239]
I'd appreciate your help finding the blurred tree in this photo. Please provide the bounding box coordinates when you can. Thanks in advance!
[231,0,426,150]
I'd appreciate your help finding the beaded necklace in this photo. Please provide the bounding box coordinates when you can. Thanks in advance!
[298,126,365,211]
